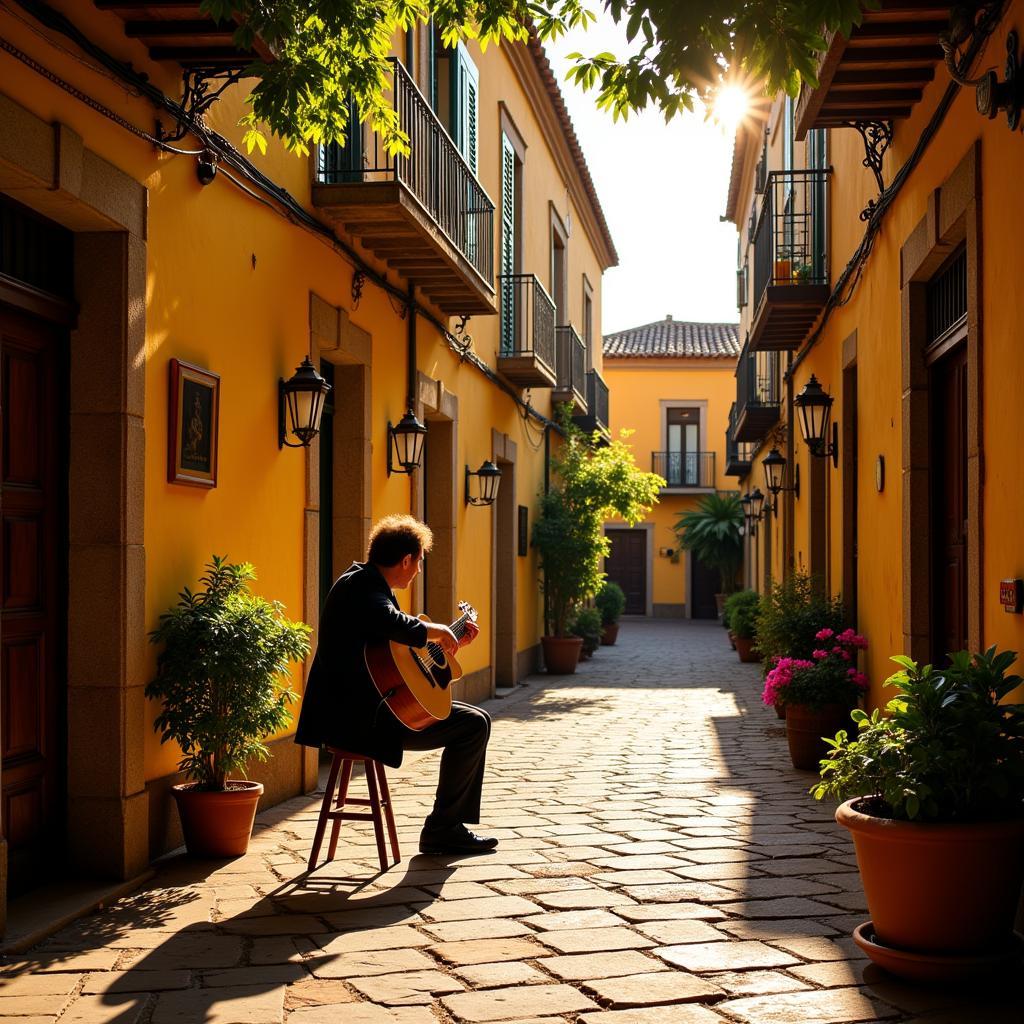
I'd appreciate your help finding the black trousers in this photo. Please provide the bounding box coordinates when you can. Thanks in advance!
[399,702,491,827]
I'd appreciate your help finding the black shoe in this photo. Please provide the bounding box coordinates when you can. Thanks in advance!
[419,823,499,855]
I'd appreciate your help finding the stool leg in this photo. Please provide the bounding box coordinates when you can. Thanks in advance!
[326,758,354,863]
[363,759,389,873]
[308,752,342,872]
[374,760,401,866]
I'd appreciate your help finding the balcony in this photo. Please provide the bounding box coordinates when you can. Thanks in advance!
[653,451,716,490]
[496,275,557,388]
[572,369,610,439]
[313,60,496,316]
[725,404,754,477]
[551,326,588,413]
[97,2,273,65]
[795,0,944,134]
[733,344,780,443]
[750,170,830,351]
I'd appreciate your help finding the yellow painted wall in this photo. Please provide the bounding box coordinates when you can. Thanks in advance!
[0,5,611,783]
[604,355,738,610]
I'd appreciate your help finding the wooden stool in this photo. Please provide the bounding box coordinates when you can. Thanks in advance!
[308,749,400,874]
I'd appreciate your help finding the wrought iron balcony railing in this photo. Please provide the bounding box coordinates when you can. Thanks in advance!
[725,402,755,476]
[496,274,556,387]
[653,451,716,489]
[553,325,587,408]
[734,342,781,442]
[572,368,609,437]
[315,59,495,307]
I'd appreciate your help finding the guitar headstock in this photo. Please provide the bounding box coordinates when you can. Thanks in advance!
[458,600,478,624]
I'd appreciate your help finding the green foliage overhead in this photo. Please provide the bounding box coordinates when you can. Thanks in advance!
[533,413,663,636]
[674,493,743,595]
[146,556,312,791]
[723,589,759,640]
[812,648,1024,823]
[754,570,843,670]
[199,1,875,153]
[595,579,626,626]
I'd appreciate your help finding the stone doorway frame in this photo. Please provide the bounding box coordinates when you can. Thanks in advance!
[490,430,517,688]
[900,142,982,662]
[0,95,149,931]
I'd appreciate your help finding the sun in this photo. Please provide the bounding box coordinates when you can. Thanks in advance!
[711,83,751,131]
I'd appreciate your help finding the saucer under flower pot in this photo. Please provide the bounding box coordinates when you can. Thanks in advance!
[852,921,1024,984]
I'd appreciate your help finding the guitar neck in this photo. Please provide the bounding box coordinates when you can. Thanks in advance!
[449,611,470,640]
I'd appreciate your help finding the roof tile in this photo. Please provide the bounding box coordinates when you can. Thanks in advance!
[603,318,740,358]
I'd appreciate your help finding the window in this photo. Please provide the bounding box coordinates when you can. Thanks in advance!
[450,42,479,172]
[499,132,520,355]
[666,407,701,486]
[551,210,568,326]
[736,264,748,309]
[783,97,794,172]
[582,277,594,370]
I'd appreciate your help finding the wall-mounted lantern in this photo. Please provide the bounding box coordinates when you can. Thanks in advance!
[279,356,331,448]
[465,460,502,507]
[750,487,766,521]
[741,491,755,537]
[794,374,839,468]
[762,446,800,509]
[387,409,427,476]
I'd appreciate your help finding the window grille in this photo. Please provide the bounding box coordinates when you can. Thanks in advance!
[927,246,967,345]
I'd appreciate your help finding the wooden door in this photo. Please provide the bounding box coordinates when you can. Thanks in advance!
[691,552,720,620]
[606,529,646,615]
[930,344,968,664]
[0,306,66,893]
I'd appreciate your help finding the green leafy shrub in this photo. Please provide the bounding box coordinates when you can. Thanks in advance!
[570,606,603,656]
[595,581,626,626]
[812,647,1024,822]
[755,571,844,670]
[147,556,311,791]
[723,590,760,639]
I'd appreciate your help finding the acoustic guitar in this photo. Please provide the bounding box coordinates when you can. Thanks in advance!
[364,602,478,730]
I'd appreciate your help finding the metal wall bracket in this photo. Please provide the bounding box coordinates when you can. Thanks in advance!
[976,29,1022,130]
[156,66,249,144]
[840,120,893,221]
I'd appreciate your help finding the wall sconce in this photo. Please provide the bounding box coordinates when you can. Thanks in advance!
[741,492,756,537]
[279,356,331,448]
[750,487,766,521]
[794,375,839,468]
[387,409,427,476]
[762,446,800,509]
[975,30,1021,131]
[465,460,502,506]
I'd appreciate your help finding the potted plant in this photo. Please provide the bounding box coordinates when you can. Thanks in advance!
[812,647,1024,982]
[534,414,662,674]
[570,606,603,660]
[721,600,736,649]
[595,581,626,645]
[147,556,311,857]
[723,590,760,662]
[763,627,868,769]
[755,571,844,673]
[674,493,743,618]
[773,248,792,284]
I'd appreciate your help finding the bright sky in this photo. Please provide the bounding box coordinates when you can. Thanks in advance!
[542,22,741,336]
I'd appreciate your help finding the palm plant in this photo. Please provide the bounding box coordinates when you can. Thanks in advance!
[674,493,743,595]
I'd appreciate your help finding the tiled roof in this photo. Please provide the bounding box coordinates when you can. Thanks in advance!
[603,318,740,358]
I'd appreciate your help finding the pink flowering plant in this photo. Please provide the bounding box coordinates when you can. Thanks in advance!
[762,627,869,711]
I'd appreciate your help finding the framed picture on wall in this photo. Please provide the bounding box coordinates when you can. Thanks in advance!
[518,505,529,557]
[168,358,220,487]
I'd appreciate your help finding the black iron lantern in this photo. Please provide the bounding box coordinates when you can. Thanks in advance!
[750,487,766,521]
[465,460,502,507]
[740,492,753,522]
[794,374,839,468]
[762,446,799,502]
[279,356,331,448]
[387,408,427,476]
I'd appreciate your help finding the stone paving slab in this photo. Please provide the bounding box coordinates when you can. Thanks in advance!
[4,620,1021,1023]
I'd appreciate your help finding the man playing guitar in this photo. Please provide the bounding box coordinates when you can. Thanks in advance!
[295,514,498,855]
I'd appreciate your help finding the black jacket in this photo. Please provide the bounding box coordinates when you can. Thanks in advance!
[294,561,428,767]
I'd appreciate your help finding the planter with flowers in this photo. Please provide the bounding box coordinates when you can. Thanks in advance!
[723,590,760,663]
[812,647,1024,982]
[763,627,868,768]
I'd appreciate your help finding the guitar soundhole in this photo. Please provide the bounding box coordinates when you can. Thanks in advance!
[410,650,438,688]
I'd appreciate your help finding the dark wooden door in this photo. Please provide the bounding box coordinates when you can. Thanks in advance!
[1,306,66,894]
[691,552,720,619]
[606,529,646,615]
[930,343,968,664]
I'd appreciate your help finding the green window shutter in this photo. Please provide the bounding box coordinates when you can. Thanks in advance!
[451,42,479,173]
[500,133,516,355]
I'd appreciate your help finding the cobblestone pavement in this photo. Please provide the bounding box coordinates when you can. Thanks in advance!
[3,620,1019,1023]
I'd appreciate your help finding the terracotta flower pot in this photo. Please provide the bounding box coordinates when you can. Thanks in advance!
[173,781,264,858]
[542,635,583,674]
[837,799,1024,958]
[775,701,786,719]
[601,623,620,646]
[785,703,851,770]
[734,635,760,663]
